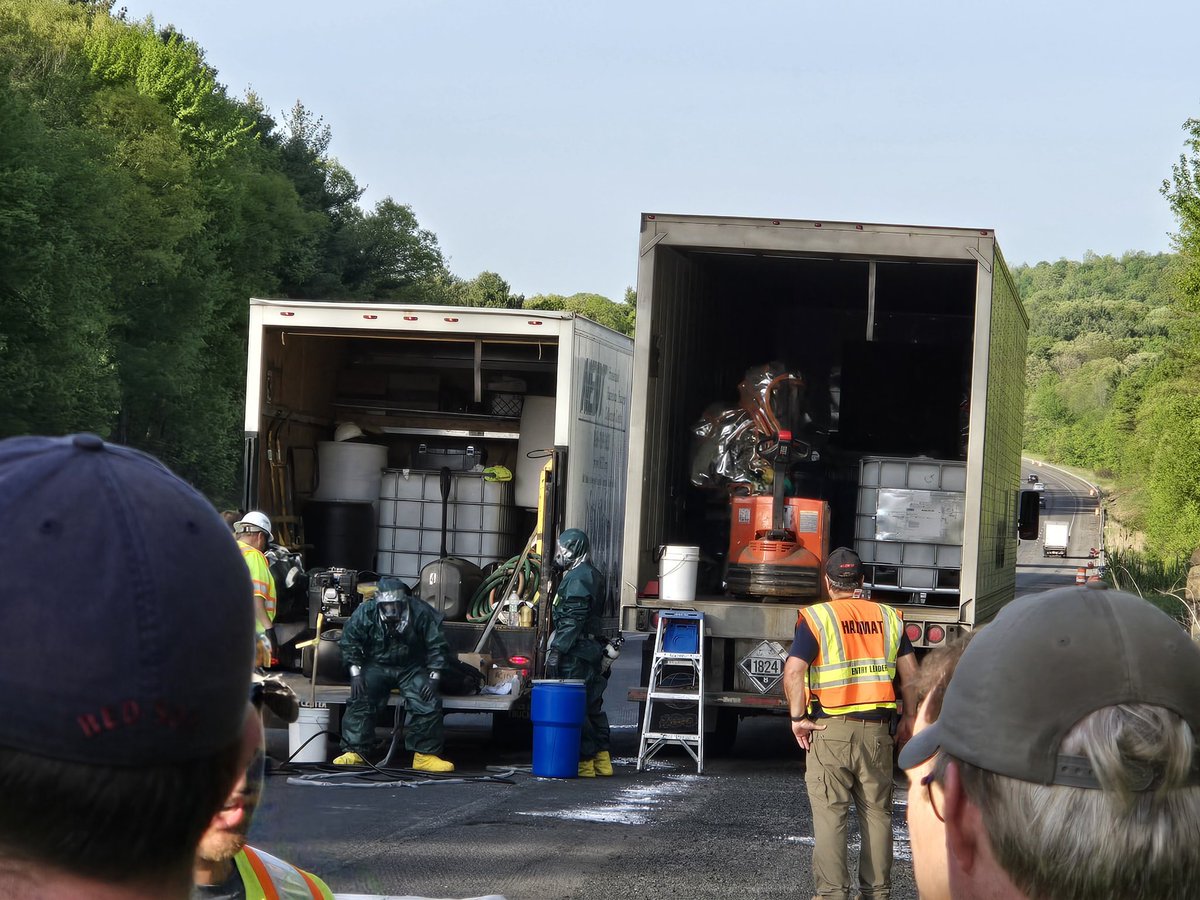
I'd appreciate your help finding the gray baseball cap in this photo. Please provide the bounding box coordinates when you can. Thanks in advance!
[898,582,1200,786]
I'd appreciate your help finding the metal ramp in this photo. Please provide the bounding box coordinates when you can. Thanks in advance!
[637,611,706,774]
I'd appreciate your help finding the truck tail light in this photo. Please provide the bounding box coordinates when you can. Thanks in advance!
[905,623,922,643]
[926,625,946,645]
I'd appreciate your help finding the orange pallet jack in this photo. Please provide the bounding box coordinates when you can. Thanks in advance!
[725,429,829,600]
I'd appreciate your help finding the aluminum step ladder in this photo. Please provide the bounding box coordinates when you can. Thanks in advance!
[637,611,706,774]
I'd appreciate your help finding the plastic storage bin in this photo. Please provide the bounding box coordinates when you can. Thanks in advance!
[377,469,517,584]
[661,611,705,654]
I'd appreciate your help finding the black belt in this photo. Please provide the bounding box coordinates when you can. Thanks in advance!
[841,713,891,723]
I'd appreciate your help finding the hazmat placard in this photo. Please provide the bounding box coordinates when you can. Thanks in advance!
[738,641,788,693]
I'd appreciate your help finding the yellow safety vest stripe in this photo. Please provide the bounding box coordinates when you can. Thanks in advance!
[235,846,333,900]
[800,599,903,716]
[239,542,277,625]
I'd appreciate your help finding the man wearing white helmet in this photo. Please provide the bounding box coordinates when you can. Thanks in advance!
[234,511,277,668]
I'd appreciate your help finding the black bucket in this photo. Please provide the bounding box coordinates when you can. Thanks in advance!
[303,500,375,571]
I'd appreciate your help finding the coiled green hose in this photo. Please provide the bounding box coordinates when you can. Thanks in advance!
[465,552,542,623]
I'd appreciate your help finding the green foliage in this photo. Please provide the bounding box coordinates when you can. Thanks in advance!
[1104,548,1190,624]
[1163,116,1200,312]
[460,271,523,309]
[0,0,623,504]
[524,291,635,335]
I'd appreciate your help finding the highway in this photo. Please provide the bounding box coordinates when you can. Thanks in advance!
[1016,458,1103,595]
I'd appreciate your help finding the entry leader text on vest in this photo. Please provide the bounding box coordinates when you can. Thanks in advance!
[783,546,918,900]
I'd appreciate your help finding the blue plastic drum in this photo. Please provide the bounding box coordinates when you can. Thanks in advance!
[530,679,587,778]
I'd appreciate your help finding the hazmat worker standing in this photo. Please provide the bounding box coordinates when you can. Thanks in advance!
[548,528,612,777]
[334,577,455,772]
[234,512,277,668]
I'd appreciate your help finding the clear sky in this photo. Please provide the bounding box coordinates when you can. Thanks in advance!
[124,0,1200,302]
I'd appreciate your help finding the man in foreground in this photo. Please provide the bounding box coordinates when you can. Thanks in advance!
[0,434,255,899]
[783,546,918,900]
[899,582,1200,899]
[193,682,332,900]
[902,633,972,900]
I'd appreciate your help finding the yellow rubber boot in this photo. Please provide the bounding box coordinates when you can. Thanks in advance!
[593,750,614,776]
[333,751,366,766]
[413,752,455,773]
[578,758,596,778]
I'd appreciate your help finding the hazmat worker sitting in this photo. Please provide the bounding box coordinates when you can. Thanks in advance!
[547,528,613,777]
[334,577,455,772]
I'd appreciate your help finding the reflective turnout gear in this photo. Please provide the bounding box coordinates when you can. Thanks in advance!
[550,533,610,759]
[413,752,455,772]
[593,749,614,776]
[233,845,333,899]
[339,597,451,756]
[239,540,277,631]
[798,598,902,716]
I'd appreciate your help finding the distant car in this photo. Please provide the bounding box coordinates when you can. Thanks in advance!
[1027,473,1039,484]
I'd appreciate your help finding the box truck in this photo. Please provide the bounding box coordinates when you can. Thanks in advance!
[620,213,1036,749]
[1043,520,1070,557]
[242,299,633,703]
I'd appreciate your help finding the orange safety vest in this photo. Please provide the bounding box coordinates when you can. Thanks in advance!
[239,540,277,631]
[234,845,333,900]
[798,596,903,716]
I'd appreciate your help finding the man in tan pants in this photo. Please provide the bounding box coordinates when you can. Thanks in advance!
[783,548,919,900]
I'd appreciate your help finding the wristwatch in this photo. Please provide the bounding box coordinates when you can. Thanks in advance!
[790,715,810,722]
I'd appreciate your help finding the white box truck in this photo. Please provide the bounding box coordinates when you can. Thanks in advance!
[1043,520,1070,557]
[620,213,1036,750]
[242,299,633,696]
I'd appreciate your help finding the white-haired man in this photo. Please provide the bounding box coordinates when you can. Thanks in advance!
[899,582,1200,899]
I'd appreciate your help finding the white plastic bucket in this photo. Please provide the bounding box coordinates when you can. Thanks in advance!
[659,545,700,601]
[288,703,331,764]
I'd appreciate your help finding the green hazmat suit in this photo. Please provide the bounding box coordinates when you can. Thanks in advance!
[339,595,450,755]
[549,529,610,759]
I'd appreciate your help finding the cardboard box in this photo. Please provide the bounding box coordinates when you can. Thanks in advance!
[457,653,493,676]
[487,666,521,687]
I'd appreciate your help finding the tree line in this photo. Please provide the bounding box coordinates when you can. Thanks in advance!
[1018,112,1200,563]
[0,0,633,505]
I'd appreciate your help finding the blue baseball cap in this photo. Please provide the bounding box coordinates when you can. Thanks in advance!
[0,434,255,765]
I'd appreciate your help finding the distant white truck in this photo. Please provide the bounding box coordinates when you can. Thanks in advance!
[1043,520,1070,557]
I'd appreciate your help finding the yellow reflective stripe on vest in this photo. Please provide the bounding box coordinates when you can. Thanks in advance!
[240,542,277,621]
[235,846,333,900]
[801,598,903,716]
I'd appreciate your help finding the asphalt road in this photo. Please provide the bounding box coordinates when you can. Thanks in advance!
[255,679,920,900]
[1016,458,1103,596]
[248,463,1100,900]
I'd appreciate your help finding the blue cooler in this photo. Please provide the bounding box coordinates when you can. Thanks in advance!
[531,679,587,778]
